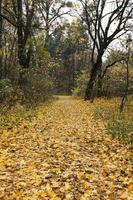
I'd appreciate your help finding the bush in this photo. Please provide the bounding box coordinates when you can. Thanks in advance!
[24,76,53,103]
[103,65,133,97]
[93,97,133,144]
[0,41,54,106]
[0,79,23,106]
[72,64,133,98]
[72,70,89,97]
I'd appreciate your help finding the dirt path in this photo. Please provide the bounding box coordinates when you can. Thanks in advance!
[0,97,132,200]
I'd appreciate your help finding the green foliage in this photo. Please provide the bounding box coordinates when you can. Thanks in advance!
[73,56,133,98]
[72,70,89,97]
[27,37,35,47]
[103,65,133,97]
[93,98,133,144]
[25,72,53,103]
[17,38,54,104]
[105,50,126,64]
[0,36,54,106]
[36,44,50,59]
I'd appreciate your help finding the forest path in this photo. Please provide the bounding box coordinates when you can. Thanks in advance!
[0,97,132,200]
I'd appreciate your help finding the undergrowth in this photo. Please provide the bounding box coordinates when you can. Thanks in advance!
[93,97,133,144]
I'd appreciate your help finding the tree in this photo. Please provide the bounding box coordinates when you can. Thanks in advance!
[0,0,3,78]
[97,49,126,97]
[77,0,133,100]
[43,20,89,95]
[52,21,89,94]
[61,21,89,93]
[38,0,73,48]
[0,0,39,83]
[120,34,132,112]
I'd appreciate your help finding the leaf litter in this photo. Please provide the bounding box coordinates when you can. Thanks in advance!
[0,97,132,200]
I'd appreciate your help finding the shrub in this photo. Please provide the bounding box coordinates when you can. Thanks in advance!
[93,97,133,144]
[0,79,23,106]
[72,70,89,97]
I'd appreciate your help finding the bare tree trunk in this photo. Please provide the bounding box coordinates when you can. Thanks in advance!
[120,49,130,112]
[97,70,103,97]
[16,0,34,84]
[85,56,102,101]
[44,1,50,48]
[16,0,26,84]
[0,0,3,79]
[17,0,30,67]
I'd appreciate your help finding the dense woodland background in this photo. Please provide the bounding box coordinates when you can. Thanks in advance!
[0,0,132,105]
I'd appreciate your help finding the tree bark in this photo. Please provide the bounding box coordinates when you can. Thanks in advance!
[97,72,103,97]
[16,0,34,84]
[0,0,3,79]
[85,56,102,101]
[120,43,130,112]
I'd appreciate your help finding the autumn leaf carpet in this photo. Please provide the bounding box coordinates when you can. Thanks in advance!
[0,96,132,200]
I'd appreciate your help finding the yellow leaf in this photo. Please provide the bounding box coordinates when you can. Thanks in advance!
[77,172,85,179]
[128,183,133,191]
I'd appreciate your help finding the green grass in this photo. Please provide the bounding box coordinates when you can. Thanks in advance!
[93,97,133,144]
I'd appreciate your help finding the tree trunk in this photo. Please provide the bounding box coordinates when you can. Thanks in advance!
[0,0,3,79]
[16,0,33,85]
[85,56,102,101]
[45,1,50,49]
[17,1,27,66]
[120,44,130,112]
[97,72,103,97]
[45,24,49,48]
[17,0,26,84]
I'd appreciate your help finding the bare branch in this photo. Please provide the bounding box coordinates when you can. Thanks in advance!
[102,58,125,79]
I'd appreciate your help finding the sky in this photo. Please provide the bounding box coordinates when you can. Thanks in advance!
[64,0,133,55]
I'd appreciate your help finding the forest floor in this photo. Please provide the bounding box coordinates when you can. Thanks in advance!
[0,96,132,200]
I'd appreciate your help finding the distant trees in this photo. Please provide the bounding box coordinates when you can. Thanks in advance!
[60,21,89,93]
[78,0,133,101]
[49,21,89,94]
[38,0,73,47]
